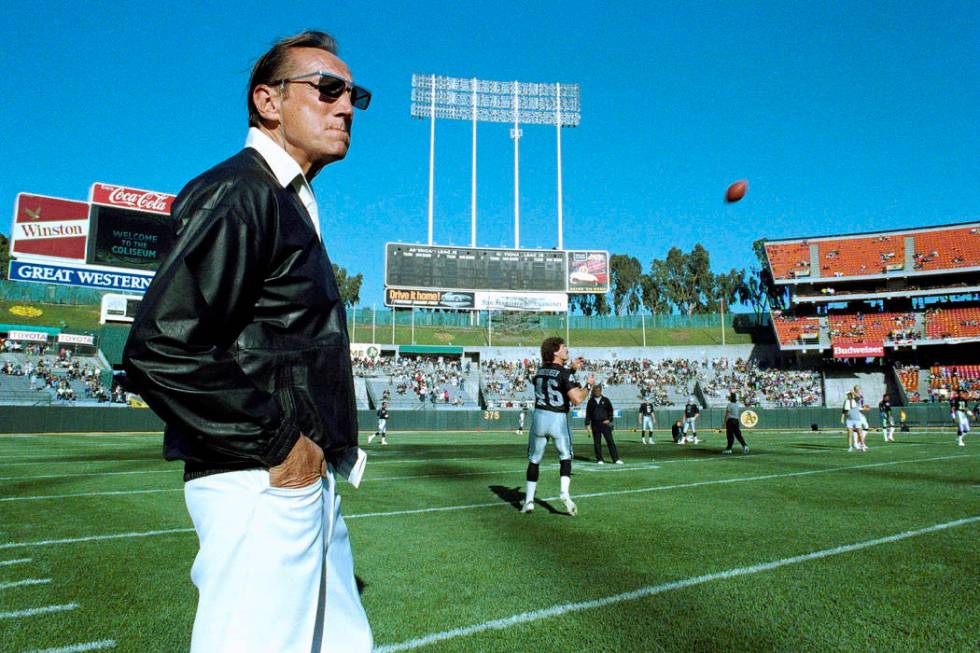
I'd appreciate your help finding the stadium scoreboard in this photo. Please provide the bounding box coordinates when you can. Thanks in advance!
[385,243,609,295]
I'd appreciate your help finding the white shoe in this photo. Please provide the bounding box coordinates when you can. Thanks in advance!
[367,433,375,444]
[381,439,388,445]
[742,446,749,454]
[520,501,534,513]
[958,438,965,447]
[641,439,647,445]
[560,494,577,516]
[693,437,700,444]
[861,444,868,452]
[615,459,624,465]
[848,446,854,452]
[596,460,604,465]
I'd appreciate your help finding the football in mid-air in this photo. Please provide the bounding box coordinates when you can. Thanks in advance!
[726,180,748,203]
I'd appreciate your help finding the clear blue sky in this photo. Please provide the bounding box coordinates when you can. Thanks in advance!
[2,1,977,306]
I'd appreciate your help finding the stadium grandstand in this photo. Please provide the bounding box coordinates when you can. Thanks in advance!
[765,220,980,407]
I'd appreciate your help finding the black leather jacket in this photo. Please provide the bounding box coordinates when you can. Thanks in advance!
[123,149,358,481]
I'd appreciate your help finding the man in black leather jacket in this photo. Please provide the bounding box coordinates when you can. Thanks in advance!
[123,30,372,652]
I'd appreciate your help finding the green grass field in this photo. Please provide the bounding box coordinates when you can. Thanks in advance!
[0,427,976,652]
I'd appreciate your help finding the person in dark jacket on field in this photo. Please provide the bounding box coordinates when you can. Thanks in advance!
[585,384,622,464]
[123,30,373,653]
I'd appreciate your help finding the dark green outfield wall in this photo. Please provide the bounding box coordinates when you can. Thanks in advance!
[0,404,962,435]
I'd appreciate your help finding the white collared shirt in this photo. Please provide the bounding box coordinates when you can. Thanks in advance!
[244,127,321,240]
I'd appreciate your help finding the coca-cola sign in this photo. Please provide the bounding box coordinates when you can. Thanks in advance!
[90,183,175,215]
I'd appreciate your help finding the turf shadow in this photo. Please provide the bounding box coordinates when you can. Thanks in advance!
[488,484,562,514]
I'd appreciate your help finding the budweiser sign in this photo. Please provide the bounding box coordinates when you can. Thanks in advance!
[90,183,175,215]
[833,343,885,359]
[11,193,90,261]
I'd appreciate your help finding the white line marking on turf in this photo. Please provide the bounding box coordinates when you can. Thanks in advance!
[0,470,173,482]
[580,463,662,473]
[348,453,973,519]
[0,578,51,590]
[0,529,194,551]
[0,603,78,619]
[0,557,32,566]
[0,488,181,503]
[22,640,117,653]
[0,454,971,549]
[375,515,980,652]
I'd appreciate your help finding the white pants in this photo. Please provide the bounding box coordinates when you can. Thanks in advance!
[956,412,970,434]
[683,417,697,433]
[184,469,372,653]
[377,419,387,434]
[642,416,654,431]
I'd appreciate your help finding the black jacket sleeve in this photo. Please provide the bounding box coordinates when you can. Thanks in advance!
[584,397,594,427]
[122,189,299,467]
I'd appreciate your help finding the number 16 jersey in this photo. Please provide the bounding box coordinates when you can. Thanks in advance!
[533,363,580,413]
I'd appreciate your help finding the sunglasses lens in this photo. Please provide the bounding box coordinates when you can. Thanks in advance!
[351,87,371,110]
[317,76,347,98]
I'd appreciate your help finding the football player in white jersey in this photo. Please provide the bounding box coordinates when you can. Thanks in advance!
[842,391,868,451]
[951,391,970,447]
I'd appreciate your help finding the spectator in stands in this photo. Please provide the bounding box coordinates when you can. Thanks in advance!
[122,30,371,652]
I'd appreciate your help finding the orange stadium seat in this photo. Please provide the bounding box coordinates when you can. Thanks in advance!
[827,312,920,345]
[924,306,980,339]
[913,227,980,271]
[771,314,821,345]
[766,224,979,281]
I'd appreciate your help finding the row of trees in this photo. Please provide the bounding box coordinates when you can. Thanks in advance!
[570,239,786,320]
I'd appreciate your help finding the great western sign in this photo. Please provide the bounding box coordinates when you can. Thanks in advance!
[10,260,154,292]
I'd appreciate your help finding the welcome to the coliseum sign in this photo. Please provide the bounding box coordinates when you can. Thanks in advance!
[9,183,176,292]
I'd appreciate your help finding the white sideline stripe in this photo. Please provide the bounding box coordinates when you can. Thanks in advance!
[0,578,50,590]
[22,641,117,653]
[0,488,181,503]
[0,454,972,548]
[0,470,172,482]
[0,557,32,566]
[0,459,161,468]
[347,453,973,519]
[0,529,194,551]
[0,603,78,619]
[375,516,980,652]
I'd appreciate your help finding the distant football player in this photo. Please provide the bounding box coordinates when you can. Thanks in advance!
[368,401,389,445]
[671,419,684,444]
[682,397,700,444]
[878,393,895,442]
[638,399,656,444]
[853,385,870,431]
[521,337,593,516]
[516,404,528,435]
[842,391,867,451]
[951,391,970,447]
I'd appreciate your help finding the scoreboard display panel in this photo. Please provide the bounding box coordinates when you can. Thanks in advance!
[385,243,608,293]
[86,204,175,272]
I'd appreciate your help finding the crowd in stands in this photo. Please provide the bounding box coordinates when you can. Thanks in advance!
[828,312,920,344]
[352,355,469,406]
[895,364,922,402]
[929,364,980,401]
[481,358,534,399]
[0,345,122,404]
[699,359,822,407]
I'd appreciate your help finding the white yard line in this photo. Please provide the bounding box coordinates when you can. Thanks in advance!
[0,578,50,590]
[0,470,173,482]
[0,557,32,566]
[347,453,973,519]
[22,641,117,653]
[0,454,972,549]
[0,488,181,503]
[375,515,980,652]
[0,603,78,619]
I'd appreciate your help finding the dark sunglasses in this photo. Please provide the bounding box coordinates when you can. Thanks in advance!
[274,71,371,110]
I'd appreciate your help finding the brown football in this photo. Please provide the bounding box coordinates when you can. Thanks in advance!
[726,180,748,203]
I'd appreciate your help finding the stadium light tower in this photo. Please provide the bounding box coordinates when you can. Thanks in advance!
[411,74,580,249]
